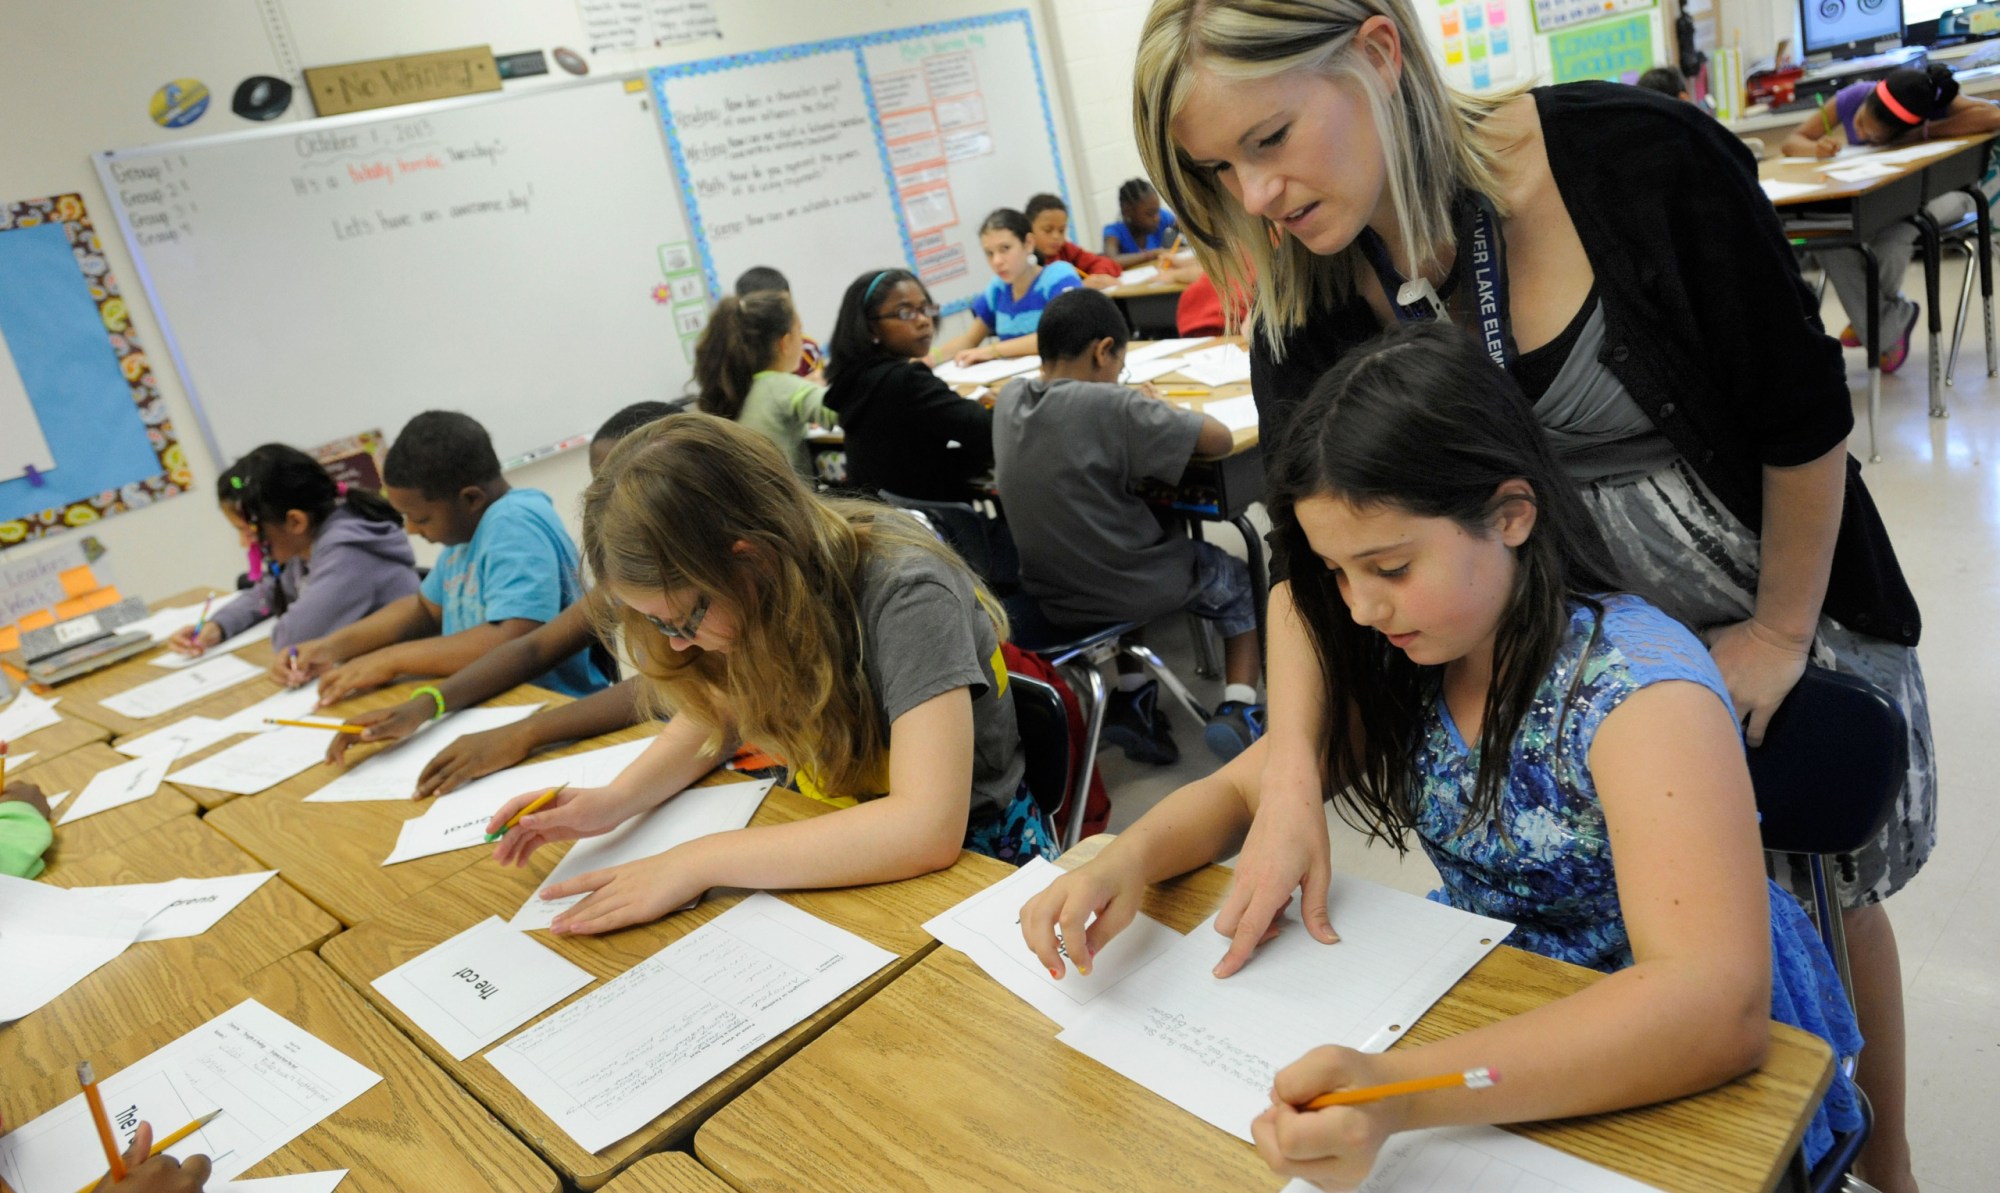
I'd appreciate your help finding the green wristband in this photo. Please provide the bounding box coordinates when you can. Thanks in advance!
[413,685,447,721]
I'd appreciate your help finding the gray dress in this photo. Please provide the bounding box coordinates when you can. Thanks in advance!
[1523,300,1936,908]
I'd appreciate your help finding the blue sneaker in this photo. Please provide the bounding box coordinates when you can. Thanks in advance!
[1102,680,1179,766]
[1203,700,1265,761]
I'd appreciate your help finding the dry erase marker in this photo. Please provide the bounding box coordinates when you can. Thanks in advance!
[487,784,566,842]
[265,717,363,733]
[1299,1066,1497,1111]
[77,1061,127,1183]
[71,1110,224,1193]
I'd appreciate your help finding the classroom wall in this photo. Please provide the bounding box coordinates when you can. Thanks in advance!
[1044,0,1155,246]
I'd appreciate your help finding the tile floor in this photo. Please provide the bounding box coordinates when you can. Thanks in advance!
[1090,261,2000,1191]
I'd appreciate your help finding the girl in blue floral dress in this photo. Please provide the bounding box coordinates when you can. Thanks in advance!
[1022,323,1862,1189]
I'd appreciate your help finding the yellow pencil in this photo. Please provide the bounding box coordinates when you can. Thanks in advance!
[487,784,566,842]
[71,1110,223,1193]
[1156,387,1210,396]
[264,718,363,734]
[2,738,9,791]
[1300,1067,1497,1111]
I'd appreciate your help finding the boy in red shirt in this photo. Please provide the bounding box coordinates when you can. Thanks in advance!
[1025,194,1122,290]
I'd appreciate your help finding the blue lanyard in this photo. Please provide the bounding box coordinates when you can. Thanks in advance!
[1356,192,1516,372]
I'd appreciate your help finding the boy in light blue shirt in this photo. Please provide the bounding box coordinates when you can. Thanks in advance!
[287,410,611,703]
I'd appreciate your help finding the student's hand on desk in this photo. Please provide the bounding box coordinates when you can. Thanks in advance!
[488,784,633,867]
[1213,770,1339,977]
[272,638,337,687]
[314,652,399,706]
[1249,1046,1405,1191]
[2,781,51,821]
[542,844,711,936]
[165,622,224,656]
[1019,854,1147,978]
[1082,273,1121,291]
[953,345,999,367]
[91,1121,212,1192]
[416,722,534,799]
[1703,617,1810,747]
[324,699,431,766]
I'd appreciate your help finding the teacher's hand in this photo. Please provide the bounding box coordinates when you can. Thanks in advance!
[1704,617,1810,747]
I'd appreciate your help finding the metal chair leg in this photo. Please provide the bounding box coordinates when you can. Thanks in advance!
[1949,243,1976,387]
[1120,641,1212,724]
[1187,613,1221,680]
[1061,662,1111,849]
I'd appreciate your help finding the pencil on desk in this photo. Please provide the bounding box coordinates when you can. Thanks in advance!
[1300,1066,1497,1111]
[70,1110,224,1193]
[487,784,566,842]
[76,1061,126,1183]
[1156,388,1210,397]
[265,718,363,734]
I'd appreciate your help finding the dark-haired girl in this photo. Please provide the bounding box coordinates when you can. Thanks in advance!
[168,444,418,655]
[1022,323,1862,1186]
[692,289,836,475]
[1784,63,2000,371]
[933,208,1084,366]
[1103,177,1181,267]
[823,268,994,501]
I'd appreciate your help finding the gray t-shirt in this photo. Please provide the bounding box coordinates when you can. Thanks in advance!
[992,376,1205,626]
[856,534,1024,815]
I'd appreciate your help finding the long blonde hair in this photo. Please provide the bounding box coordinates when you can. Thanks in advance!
[582,414,1007,799]
[1133,0,1515,358]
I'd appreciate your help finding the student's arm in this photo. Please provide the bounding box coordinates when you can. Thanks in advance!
[177,575,276,653]
[1781,101,1843,157]
[932,315,993,363]
[89,1121,210,1192]
[1192,413,1234,458]
[1249,682,1772,1188]
[909,371,996,471]
[413,680,646,798]
[1072,243,1124,277]
[265,540,414,652]
[534,686,979,935]
[1922,95,2000,138]
[315,617,540,705]
[280,593,438,684]
[328,600,599,760]
[957,331,1039,366]
[792,380,839,430]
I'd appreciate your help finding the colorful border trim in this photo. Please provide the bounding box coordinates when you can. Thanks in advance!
[0,193,189,551]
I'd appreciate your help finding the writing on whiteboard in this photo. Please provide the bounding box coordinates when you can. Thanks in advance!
[671,76,883,243]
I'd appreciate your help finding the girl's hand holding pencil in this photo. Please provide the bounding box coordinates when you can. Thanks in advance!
[84,1120,212,1193]
[164,623,223,657]
[1250,1048,1497,1189]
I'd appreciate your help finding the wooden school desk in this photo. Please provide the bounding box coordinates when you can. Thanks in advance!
[203,683,607,926]
[0,703,110,767]
[16,741,197,880]
[1,814,338,1085]
[598,1152,735,1193]
[1760,135,1996,456]
[1105,270,1193,339]
[40,585,272,739]
[320,787,1013,1190]
[695,837,1835,1193]
[0,952,562,1193]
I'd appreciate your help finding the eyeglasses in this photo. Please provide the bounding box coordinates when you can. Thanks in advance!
[641,593,710,640]
[871,303,939,324]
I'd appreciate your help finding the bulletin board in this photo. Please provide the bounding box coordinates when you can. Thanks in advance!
[0,195,188,551]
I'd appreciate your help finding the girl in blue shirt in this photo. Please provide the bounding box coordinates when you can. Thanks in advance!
[1102,178,1181,267]
[935,208,1083,367]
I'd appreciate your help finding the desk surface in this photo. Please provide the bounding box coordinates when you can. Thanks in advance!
[1,952,561,1192]
[696,837,1833,1193]
[1104,276,1193,299]
[44,586,256,738]
[3,704,110,768]
[17,741,198,881]
[320,786,1012,1189]
[1759,135,1991,205]
[600,1153,735,1193]
[203,684,596,926]
[953,336,1259,455]
[2,814,339,1085]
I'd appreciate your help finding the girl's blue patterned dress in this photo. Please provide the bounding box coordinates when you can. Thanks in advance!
[1409,593,1864,1163]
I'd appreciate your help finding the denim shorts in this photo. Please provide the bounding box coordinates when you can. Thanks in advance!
[1187,540,1258,639]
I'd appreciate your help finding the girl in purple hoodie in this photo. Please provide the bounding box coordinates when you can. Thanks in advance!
[167,445,420,655]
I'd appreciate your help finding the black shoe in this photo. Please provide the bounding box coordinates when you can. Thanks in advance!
[1101,679,1179,765]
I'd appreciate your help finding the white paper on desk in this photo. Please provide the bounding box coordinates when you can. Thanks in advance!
[210,1171,348,1193]
[121,603,215,645]
[1761,179,1824,203]
[0,999,380,1188]
[1280,1123,1666,1193]
[100,654,263,720]
[1174,344,1254,388]
[372,916,594,1060]
[922,856,1181,1028]
[485,893,895,1153]
[169,725,337,795]
[511,777,775,930]
[932,355,1042,384]
[1116,264,1161,286]
[0,873,168,1021]
[306,705,545,803]
[1864,140,1967,166]
[381,738,653,866]
[1057,874,1513,1143]
[1122,356,1193,385]
[71,871,280,943]
[150,620,276,668]
[1125,338,1209,364]
[6,751,34,767]
[217,687,324,735]
[60,751,176,823]
[1822,159,1902,183]
[0,689,63,740]
[117,715,239,761]
[1201,394,1260,433]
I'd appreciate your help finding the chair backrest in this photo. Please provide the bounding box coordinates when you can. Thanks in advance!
[1008,670,1071,821]
[1747,666,1907,857]
[878,490,992,579]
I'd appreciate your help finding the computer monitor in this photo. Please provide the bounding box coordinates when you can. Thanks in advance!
[1802,0,1904,60]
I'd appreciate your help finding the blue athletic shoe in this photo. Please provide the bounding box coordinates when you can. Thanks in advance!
[1203,700,1265,761]
[1102,679,1179,766]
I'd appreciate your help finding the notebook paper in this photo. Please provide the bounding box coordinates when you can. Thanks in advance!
[486,894,895,1152]
[99,655,263,720]
[1283,1122,1665,1192]
[372,916,594,1060]
[1058,874,1512,1142]
[306,705,545,802]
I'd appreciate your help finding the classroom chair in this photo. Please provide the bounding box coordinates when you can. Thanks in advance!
[1940,201,1998,392]
[1746,665,1906,1193]
[1007,669,1072,851]
[878,490,1019,593]
[1002,591,1210,848]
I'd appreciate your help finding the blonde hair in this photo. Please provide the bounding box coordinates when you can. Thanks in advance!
[693,291,794,420]
[1132,0,1516,358]
[583,414,1007,800]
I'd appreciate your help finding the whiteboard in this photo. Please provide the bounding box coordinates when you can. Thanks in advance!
[95,76,703,469]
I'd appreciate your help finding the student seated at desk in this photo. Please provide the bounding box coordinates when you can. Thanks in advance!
[326,402,680,791]
[693,289,837,476]
[168,445,419,656]
[1103,177,1181,268]
[486,415,1049,935]
[0,780,52,879]
[824,268,994,501]
[933,208,1084,367]
[1783,64,2000,373]
[994,289,1265,762]
[734,265,824,378]
[284,411,612,703]
[1023,324,1863,1184]
[1024,192,1123,290]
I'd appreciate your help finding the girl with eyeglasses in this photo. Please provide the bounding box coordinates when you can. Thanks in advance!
[484,415,1051,936]
[822,267,996,501]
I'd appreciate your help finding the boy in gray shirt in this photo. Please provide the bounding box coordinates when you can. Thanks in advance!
[992,288,1263,762]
